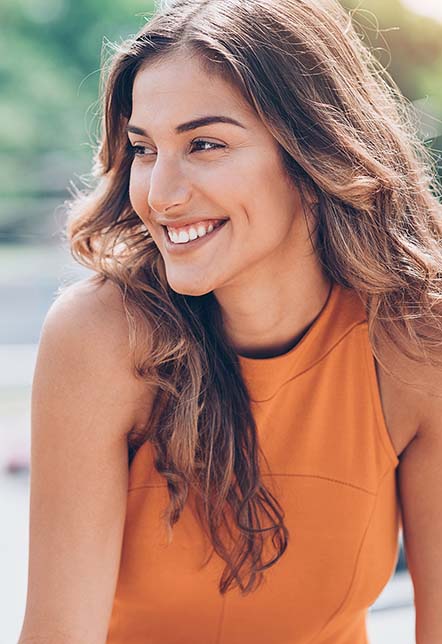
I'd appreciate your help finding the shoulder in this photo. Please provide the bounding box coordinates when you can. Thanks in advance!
[375,341,442,449]
[46,275,129,342]
[382,351,442,632]
[37,275,155,434]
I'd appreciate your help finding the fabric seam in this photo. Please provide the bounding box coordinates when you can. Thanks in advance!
[215,593,227,644]
[128,474,376,495]
[307,467,392,643]
[250,320,367,403]
[261,472,376,496]
[128,483,167,492]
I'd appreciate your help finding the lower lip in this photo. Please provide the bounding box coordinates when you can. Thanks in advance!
[162,220,229,254]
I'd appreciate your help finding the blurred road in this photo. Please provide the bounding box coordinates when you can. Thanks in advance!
[0,243,415,642]
[0,242,90,344]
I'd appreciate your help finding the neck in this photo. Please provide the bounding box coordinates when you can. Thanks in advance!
[214,257,332,360]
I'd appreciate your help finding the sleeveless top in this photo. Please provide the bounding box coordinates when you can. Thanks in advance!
[106,281,401,644]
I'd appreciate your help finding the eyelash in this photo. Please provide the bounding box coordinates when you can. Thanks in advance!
[129,139,225,157]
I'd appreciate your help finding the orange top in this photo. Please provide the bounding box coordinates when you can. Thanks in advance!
[106,282,401,644]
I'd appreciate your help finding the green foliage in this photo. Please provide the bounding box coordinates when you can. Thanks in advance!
[0,0,154,195]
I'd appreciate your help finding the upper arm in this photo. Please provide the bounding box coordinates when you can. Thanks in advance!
[19,277,155,644]
[396,367,442,643]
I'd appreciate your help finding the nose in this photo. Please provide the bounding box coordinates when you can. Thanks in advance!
[147,155,191,214]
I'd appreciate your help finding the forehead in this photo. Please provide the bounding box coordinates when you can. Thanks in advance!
[130,53,254,130]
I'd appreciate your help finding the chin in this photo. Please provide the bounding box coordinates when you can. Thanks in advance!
[166,274,214,298]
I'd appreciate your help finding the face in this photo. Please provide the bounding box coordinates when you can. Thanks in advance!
[127,50,309,297]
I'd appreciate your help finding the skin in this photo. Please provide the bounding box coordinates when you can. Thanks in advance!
[128,50,331,358]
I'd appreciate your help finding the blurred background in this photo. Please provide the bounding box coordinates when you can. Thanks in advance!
[1,0,441,641]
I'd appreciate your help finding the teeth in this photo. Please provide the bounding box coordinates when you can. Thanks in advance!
[166,220,226,244]
[188,227,198,240]
[178,230,190,243]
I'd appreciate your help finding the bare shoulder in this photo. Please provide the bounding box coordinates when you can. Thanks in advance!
[375,342,442,456]
[38,275,155,435]
[47,275,130,346]
[381,355,442,639]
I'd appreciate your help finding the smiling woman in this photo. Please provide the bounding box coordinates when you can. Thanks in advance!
[19,1,442,643]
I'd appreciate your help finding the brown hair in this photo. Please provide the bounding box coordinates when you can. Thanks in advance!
[65,0,442,595]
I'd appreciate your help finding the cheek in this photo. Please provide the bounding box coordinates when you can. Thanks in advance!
[129,165,149,216]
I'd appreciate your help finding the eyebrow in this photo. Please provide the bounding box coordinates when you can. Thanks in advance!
[126,115,246,136]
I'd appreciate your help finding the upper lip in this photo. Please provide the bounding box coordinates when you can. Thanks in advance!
[156,217,229,229]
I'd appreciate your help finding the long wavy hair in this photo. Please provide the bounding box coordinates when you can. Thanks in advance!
[65,0,442,595]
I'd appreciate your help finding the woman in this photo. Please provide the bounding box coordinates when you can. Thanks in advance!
[19,0,442,642]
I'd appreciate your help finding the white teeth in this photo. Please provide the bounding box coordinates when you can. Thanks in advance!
[167,230,181,243]
[166,220,227,244]
[178,230,190,243]
[188,226,198,240]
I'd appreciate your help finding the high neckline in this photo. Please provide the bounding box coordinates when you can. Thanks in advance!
[238,281,367,401]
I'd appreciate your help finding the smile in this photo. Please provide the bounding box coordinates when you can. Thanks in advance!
[162,219,229,252]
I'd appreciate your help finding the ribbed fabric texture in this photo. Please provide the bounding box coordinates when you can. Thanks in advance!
[107,282,401,644]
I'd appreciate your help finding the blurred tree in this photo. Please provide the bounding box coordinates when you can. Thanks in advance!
[0,0,154,234]
[1,0,155,156]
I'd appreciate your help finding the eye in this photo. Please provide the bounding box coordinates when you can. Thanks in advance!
[128,139,225,158]
[130,144,154,157]
[190,139,225,152]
